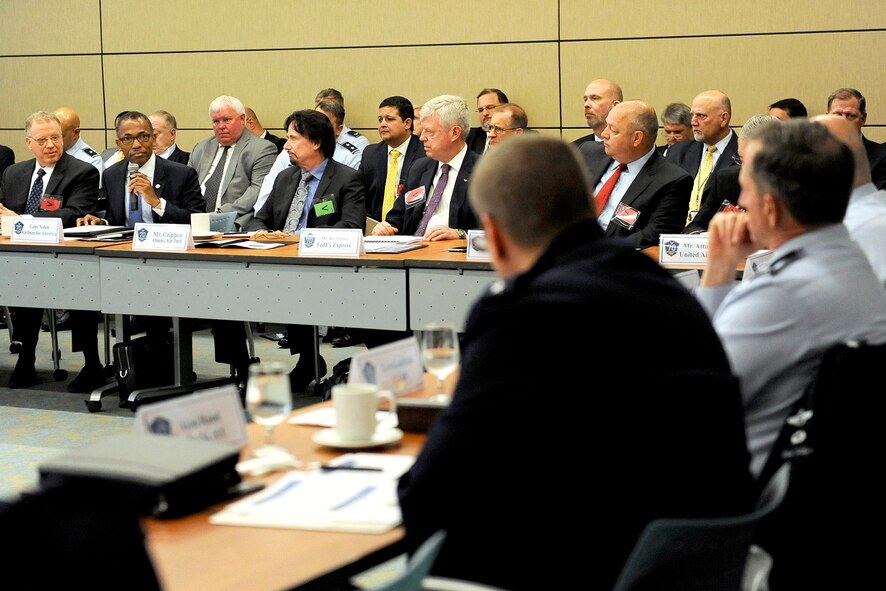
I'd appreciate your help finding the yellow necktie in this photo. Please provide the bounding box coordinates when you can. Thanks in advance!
[381,149,401,220]
[687,145,716,224]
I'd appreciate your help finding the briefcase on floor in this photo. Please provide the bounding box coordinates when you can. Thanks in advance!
[38,432,242,519]
[113,334,176,399]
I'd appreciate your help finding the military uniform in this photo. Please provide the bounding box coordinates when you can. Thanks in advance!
[67,137,104,180]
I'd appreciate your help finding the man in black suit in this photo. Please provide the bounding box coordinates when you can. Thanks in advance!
[827,87,886,190]
[0,144,13,177]
[0,111,99,388]
[245,107,286,152]
[149,111,190,164]
[398,135,755,590]
[465,88,508,155]
[666,90,739,225]
[573,79,623,148]
[374,95,479,241]
[68,111,206,392]
[582,101,692,247]
[360,96,424,222]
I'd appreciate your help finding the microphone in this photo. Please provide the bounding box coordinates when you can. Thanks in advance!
[128,162,139,211]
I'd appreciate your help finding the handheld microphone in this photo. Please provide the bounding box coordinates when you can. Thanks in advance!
[127,162,139,211]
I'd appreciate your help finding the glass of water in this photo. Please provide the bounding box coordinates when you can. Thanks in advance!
[421,322,459,402]
[245,362,294,458]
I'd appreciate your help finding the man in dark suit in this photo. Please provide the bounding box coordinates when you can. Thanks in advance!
[68,111,206,393]
[245,107,286,152]
[149,111,190,164]
[374,95,479,241]
[827,87,886,190]
[360,96,424,222]
[657,102,693,157]
[0,144,13,177]
[465,88,508,155]
[666,90,739,225]
[188,95,277,229]
[398,135,755,590]
[0,111,99,388]
[573,79,623,148]
[582,101,692,247]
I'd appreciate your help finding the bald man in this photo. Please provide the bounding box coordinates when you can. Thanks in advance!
[666,90,739,223]
[582,101,692,247]
[573,79,623,148]
[245,107,286,152]
[54,106,103,182]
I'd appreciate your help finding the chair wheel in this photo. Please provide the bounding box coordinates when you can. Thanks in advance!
[54,368,68,381]
[86,401,102,413]
[9,341,22,354]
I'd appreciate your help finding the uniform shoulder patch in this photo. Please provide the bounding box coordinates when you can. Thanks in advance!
[346,129,363,138]
[83,147,98,157]
[341,141,359,154]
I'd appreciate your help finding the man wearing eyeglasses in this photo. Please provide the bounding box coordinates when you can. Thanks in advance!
[465,88,509,155]
[827,87,886,190]
[0,111,99,389]
[486,104,527,149]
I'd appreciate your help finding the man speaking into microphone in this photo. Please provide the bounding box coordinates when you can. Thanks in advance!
[68,111,206,394]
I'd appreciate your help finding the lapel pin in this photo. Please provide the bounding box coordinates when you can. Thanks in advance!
[155,184,160,189]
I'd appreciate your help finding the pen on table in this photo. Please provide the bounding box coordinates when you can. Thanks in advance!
[320,465,383,473]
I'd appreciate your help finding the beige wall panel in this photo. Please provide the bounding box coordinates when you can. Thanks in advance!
[560,31,886,130]
[1,1,100,55]
[0,56,105,130]
[102,44,561,138]
[560,0,886,40]
[101,1,558,53]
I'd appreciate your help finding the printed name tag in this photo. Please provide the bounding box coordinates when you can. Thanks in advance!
[131,223,195,251]
[348,336,425,395]
[10,216,63,243]
[742,250,774,283]
[133,385,248,446]
[467,230,492,260]
[659,234,708,264]
[313,198,336,217]
[611,203,640,230]
[404,186,425,207]
[39,195,62,211]
[298,228,363,257]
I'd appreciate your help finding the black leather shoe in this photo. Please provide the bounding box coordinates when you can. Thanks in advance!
[289,357,328,394]
[66,365,108,393]
[8,364,39,389]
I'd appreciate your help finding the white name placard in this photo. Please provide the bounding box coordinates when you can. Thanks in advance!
[131,223,194,250]
[742,249,774,283]
[659,234,708,264]
[298,228,363,257]
[133,385,248,447]
[348,336,425,395]
[466,230,492,260]
[10,216,63,243]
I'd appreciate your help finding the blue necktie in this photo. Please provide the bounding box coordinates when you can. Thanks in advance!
[26,168,46,214]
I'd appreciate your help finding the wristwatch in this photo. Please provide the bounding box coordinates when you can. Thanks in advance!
[456,229,466,239]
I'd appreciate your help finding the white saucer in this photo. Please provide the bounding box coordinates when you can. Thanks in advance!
[313,427,404,449]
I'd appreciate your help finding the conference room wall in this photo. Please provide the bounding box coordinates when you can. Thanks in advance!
[1,1,883,164]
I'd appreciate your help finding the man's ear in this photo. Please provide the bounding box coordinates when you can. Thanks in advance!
[481,212,504,262]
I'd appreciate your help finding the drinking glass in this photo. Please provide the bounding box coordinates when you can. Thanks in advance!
[245,362,295,459]
[421,323,459,402]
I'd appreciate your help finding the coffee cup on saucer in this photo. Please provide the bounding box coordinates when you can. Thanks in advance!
[332,383,398,442]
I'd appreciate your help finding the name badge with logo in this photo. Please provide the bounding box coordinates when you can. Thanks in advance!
[467,230,492,260]
[404,186,425,208]
[298,228,363,257]
[11,216,63,243]
[131,223,195,251]
[313,196,336,218]
[611,202,640,230]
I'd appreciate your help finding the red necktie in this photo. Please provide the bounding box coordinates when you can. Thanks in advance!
[594,163,627,215]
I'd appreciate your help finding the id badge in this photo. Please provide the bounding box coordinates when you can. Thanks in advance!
[404,186,426,208]
[611,202,640,230]
[40,195,62,211]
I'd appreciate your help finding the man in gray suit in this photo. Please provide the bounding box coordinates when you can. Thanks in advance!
[188,95,276,228]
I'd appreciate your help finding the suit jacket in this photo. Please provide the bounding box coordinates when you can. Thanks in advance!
[248,158,365,232]
[262,131,287,153]
[684,165,741,234]
[0,152,99,227]
[101,156,206,226]
[665,132,739,186]
[572,132,598,149]
[360,135,424,221]
[585,150,693,247]
[0,144,13,178]
[384,150,480,236]
[465,127,487,155]
[188,130,277,228]
[863,136,886,190]
[166,145,190,165]
[398,220,755,590]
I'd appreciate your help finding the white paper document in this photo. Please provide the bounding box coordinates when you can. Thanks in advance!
[210,453,415,533]
[288,407,394,428]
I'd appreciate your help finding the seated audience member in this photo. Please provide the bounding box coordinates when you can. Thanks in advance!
[150,110,190,164]
[315,100,363,170]
[54,106,104,181]
[465,88,508,155]
[767,97,808,120]
[658,101,693,157]
[683,113,780,234]
[398,135,755,590]
[486,103,527,149]
[245,107,286,152]
[581,100,692,247]
[68,111,206,393]
[0,111,99,388]
[695,119,886,478]
[222,110,364,394]
[412,104,424,138]
[573,78,622,148]
[374,95,479,241]
[827,87,886,190]
[314,87,370,151]
[0,144,13,178]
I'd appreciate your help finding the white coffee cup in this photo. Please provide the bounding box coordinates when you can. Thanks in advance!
[332,383,398,441]
[1,215,20,237]
[191,212,211,236]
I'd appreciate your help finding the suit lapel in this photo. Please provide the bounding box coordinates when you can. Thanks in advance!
[619,158,656,207]
[406,162,436,231]
[220,136,244,197]
[44,154,67,195]
[275,169,300,229]
[449,151,476,226]
[685,142,702,177]
[153,157,167,202]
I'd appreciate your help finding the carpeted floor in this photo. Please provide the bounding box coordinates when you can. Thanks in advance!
[0,315,366,501]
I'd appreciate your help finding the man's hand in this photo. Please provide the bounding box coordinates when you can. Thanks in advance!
[372,221,399,236]
[128,172,160,208]
[77,214,108,226]
[700,211,760,287]
[424,226,459,241]
[0,204,18,216]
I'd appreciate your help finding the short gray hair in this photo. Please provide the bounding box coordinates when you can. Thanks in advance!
[740,113,780,142]
[661,102,691,126]
[421,95,470,140]
[208,95,245,116]
[25,111,61,134]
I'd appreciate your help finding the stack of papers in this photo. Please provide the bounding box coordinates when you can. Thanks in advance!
[209,453,415,533]
[364,236,426,254]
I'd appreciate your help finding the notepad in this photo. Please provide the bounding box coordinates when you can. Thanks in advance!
[194,239,287,250]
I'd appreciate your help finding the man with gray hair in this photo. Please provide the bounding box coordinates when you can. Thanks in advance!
[658,102,693,157]
[373,94,479,240]
[188,95,277,228]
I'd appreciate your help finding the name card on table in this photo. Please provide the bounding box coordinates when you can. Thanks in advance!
[131,223,194,250]
[10,216,62,243]
[348,336,425,395]
[659,233,708,265]
[467,230,492,260]
[742,249,774,283]
[298,228,363,257]
[133,385,248,447]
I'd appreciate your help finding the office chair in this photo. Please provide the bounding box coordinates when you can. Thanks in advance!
[369,530,447,591]
[611,463,791,591]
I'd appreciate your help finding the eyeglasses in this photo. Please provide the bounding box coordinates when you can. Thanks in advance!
[477,105,500,113]
[490,126,521,135]
[28,135,62,147]
[117,132,153,146]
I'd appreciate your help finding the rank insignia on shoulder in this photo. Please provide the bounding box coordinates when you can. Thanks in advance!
[341,142,359,154]
[83,147,98,157]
